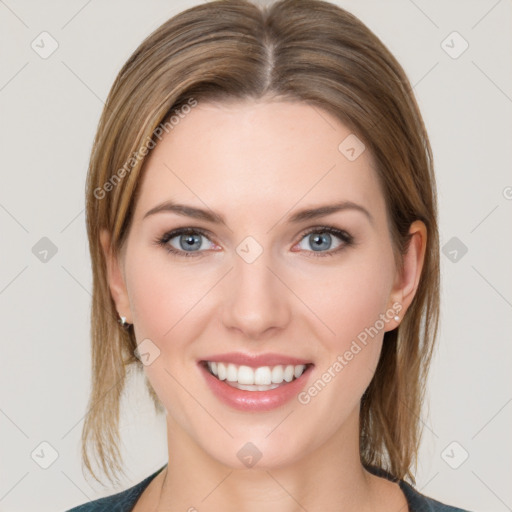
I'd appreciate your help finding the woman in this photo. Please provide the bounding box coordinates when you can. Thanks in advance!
[67,0,472,510]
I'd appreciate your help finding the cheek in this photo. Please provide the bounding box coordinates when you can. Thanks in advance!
[129,266,176,339]
[126,249,207,342]
[294,258,394,429]
[312,248,394,400]
[299,248,394,349]
[294,241,396,407]
[125,253,210,421]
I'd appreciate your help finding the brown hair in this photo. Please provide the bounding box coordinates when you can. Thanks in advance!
[83,0,439,487]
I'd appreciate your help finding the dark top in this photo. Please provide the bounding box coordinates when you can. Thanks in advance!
[66,463,472,511]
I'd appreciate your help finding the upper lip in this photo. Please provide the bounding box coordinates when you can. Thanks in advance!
[200,352,313,368]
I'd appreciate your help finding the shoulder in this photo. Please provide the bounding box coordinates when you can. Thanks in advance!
[399,479,473,512]
[65,465,167,512]
[365,464,473,512]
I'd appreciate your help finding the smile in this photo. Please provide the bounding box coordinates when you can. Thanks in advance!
[205,361,310,391]
[199,358,314,411]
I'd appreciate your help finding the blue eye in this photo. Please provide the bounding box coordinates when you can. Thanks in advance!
[155,226,354,258]
[296,227,354,257]
[156,228,214,257]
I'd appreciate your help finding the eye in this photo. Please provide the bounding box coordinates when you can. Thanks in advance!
[155,227,215,257]
[154,226,355,258]
[294,226,354,257]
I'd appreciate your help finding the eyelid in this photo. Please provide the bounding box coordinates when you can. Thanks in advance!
[155,225,355,257]
[157,227,218,256]
[293,226,354,257]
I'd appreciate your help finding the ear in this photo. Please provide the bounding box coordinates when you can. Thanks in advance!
[387,220,427,324]
[99,229,132,323]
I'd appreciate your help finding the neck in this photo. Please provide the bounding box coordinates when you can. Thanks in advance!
[153,411,398,512]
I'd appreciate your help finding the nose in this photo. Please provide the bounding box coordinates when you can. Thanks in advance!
[221,249,291,339]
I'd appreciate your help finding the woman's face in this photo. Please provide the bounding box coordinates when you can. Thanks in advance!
[107,99,411,469]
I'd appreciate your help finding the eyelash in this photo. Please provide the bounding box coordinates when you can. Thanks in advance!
[154,226,355,258]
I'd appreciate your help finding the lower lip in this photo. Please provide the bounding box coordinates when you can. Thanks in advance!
[198,362,314,412]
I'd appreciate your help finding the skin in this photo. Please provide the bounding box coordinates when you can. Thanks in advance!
[101,98,426,512]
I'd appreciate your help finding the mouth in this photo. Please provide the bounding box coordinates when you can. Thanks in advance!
[197,352,315,411]
[200,360,314,392]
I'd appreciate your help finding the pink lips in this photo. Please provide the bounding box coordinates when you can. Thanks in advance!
[198,353,314,412]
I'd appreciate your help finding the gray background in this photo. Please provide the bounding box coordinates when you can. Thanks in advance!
[0,0,511,510]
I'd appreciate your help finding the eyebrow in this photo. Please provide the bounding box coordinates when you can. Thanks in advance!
[143,199,374,226]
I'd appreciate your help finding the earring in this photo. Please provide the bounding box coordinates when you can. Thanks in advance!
[394,314,400,322]
[118,315,132,329]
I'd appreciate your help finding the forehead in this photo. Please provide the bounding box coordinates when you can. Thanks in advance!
[134,99,385,224]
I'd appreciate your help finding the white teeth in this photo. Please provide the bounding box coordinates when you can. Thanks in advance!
[217,362,227,381]
[283,365,294,382]
[254,366,272,385]
[206,361,307,385]
[271,365,284,383]
[294,365,304,378]
[226,363,238,382]
[238,365,254,385]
